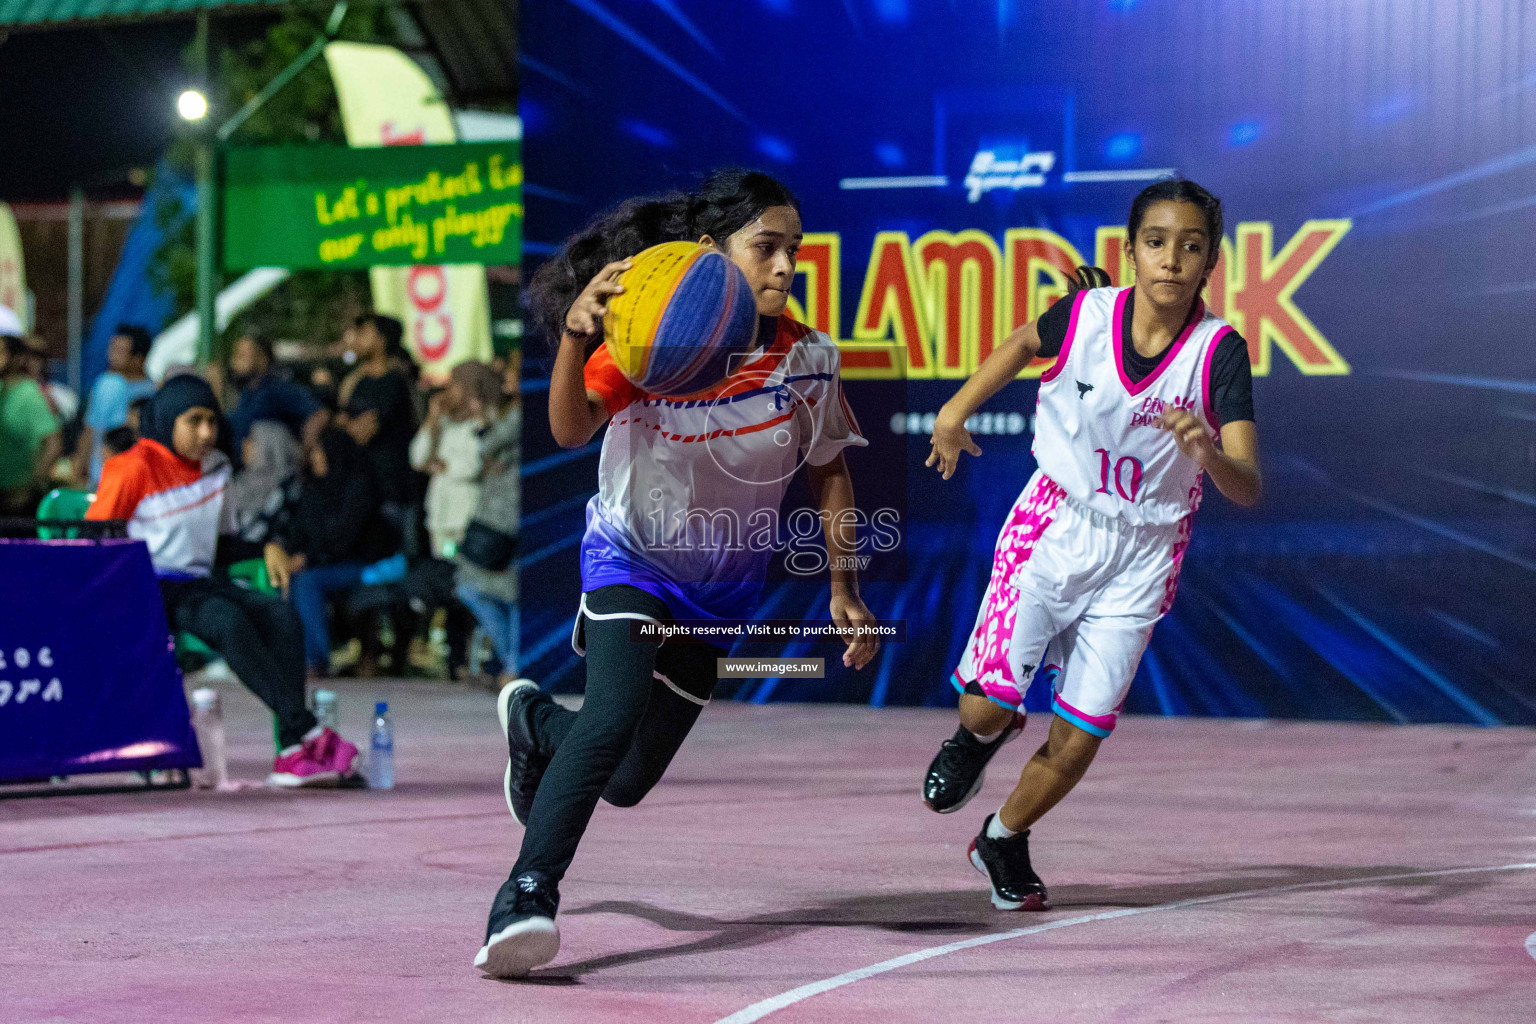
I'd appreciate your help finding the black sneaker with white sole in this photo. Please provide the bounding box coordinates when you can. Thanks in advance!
[497,678,554,825]
[968,814,1049,911]
[474,870,561,977]
[922,711,1026,813]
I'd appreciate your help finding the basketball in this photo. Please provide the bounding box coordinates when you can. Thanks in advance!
[603,241,758,397]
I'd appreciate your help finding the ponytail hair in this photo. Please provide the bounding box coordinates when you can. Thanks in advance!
[526,193,689,347]
[527,168,800,349]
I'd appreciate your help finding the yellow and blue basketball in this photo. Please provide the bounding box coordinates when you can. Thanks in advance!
[604,241,758,397]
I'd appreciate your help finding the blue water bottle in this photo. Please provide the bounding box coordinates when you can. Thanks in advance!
[368,701,395,790]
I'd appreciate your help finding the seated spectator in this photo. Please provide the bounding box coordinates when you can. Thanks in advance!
[410,360,502,558]
[86,375,359,786]
[127,395,150,434]
[16,334,79,485]
[224,330,327,453]
[224,420,302,558]
[101,425,137,462]
[76,324,156,487]
[336,314,419,519]
[20,334,80,425]
[0,334,62,515]
[456,354,523,680]
[306,362,339,411]
[266,426,398,676]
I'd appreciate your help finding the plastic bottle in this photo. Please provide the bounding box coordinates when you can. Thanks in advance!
[190,687,229,790]
[312,689,339,731]
[368,701,395,790]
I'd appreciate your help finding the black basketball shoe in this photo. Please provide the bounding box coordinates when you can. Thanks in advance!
[922,711,1026,813]
[968,814,1050,911]
[474,870,561,977]
[497,678,554,825]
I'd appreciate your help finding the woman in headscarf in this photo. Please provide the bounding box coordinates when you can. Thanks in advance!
[225,420,303,556]
[87,375,359,786]
[267,425,399,676]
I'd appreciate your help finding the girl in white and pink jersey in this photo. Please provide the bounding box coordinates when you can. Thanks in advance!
[921,180,1262,912]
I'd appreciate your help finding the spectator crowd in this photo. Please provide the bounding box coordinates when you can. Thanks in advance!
[1,311,523,688]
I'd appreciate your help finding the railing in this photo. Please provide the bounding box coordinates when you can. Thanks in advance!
[0,519,128,540]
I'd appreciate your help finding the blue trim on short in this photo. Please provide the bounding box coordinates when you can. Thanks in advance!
[951,671,1022,711]
[1051,695,1112,738]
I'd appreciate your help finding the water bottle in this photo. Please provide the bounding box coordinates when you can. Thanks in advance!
[312,689,339,731]
[190,688,229,790]
[368,701,395,790]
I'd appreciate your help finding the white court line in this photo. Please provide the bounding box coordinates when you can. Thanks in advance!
[1527,930,1536,963]
[713,862,1536,1024]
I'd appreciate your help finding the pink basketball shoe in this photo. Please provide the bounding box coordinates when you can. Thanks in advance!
[269,727,357,787]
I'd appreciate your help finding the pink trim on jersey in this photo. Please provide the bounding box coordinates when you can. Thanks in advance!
[1158,512,1195,615]
[1113,288,1206,398]
[1201,325,1233,430]
[1052,693,1119,732]
[1039,289,1089,384]
[955,473,1067,708]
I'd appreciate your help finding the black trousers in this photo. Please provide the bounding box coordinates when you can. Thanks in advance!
[161,575,317,749]
[510,585,723,885]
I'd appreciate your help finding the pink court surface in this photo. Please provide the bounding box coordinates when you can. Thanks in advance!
[5,679,1535,1023]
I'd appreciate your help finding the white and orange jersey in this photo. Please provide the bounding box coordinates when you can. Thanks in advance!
[87,438,232,578]
[1032,287,1235,526]
[580,315,867,620]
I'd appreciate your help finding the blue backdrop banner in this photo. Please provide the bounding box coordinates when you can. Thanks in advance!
[0,539,199,781]
[517,1,1536,724]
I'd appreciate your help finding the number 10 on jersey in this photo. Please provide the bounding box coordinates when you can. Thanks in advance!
[1094,448,1145,502]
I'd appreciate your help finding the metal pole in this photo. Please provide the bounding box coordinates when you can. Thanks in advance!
[217,2,348,145]
[66,185,84,395]
[193,10,216,368]
[189,1,346,368]
[195,147,216,367]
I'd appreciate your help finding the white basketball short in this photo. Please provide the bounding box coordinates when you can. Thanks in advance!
[950,470,1191,737]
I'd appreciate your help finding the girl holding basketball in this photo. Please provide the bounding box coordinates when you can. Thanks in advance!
[475,170,878,977]
[921,179,1259,911]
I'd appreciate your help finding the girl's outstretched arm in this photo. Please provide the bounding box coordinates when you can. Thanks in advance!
[927,320,1042,479]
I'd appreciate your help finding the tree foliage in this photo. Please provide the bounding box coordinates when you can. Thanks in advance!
[152,6,400,358]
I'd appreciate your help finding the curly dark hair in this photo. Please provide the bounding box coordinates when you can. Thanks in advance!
[526,168,800,350]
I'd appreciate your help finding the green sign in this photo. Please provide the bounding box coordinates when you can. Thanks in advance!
[222,141,523,270]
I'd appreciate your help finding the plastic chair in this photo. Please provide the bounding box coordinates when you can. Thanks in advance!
[227,557,273,593]
[36,488,94,540]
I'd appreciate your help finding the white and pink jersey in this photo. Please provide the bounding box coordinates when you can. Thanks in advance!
[1033,286,1234,527]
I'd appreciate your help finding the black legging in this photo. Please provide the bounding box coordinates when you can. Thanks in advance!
[510,584,723,884]
[161,575,317,749]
